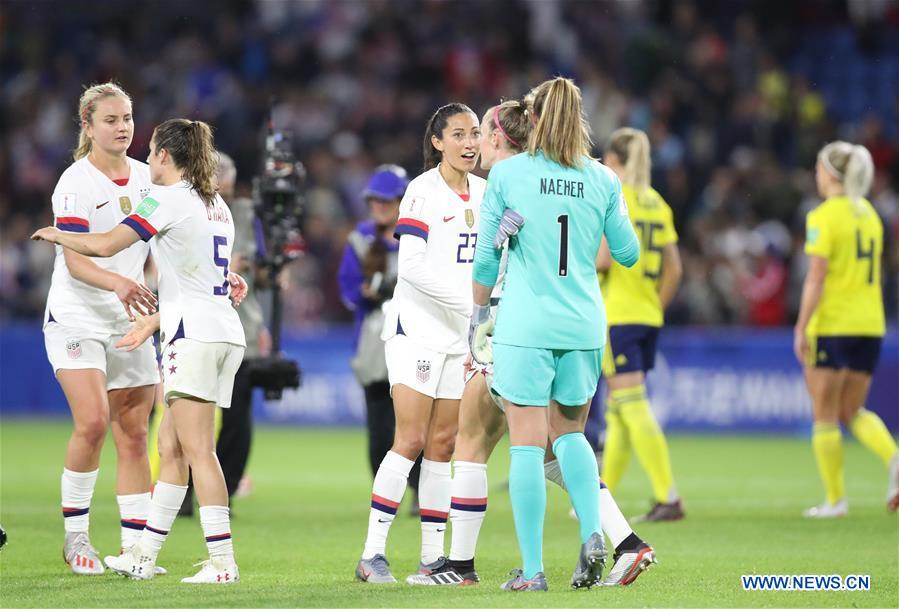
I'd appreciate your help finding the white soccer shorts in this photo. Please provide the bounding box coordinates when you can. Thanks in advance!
[385,334,465,400]
[160,338,244,409]
[44,323,159,390]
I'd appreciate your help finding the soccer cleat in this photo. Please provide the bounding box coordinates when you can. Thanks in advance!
[114,546,168,576]
[601,541,657,586]
[181,558,240,584]
[570,532,607,589]
[405,558,479,586]
[632,499,685,523]
[887,454,899,512]
[103,543,156,580]
[414,556,447,576]
[500,569,548,591]
[63,532,105,575]
[355,554,397,583]
[802,498,848,518]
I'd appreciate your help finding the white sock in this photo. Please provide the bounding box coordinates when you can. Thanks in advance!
[117,492,151,550]
[544,459,565,490]
[200,505,234,562]
[61,468,98,534]
[362,451,414,559]
[141,481,187,558]
[448,461,487,561]
[419,459,451,564]
[600,481,632,548]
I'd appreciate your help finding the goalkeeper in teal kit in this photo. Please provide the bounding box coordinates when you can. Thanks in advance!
[470,78,639,592]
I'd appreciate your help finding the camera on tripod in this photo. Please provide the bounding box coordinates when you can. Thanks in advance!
[249,126,304,400]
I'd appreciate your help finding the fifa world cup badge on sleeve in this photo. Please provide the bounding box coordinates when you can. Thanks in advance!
[465,209,474,228]
[416,359,431,383]
[135,197,160,219]
[119,196,132,214]
[407,196,426,218]
[61,193,77,214]
[65,338,82,360]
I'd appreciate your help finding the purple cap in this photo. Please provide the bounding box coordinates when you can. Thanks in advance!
[363,164,409,200]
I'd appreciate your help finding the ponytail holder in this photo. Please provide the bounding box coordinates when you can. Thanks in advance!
[493,106,520,149]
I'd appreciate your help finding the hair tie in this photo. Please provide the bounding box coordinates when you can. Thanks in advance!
[493,105,520,149]
[820,153,842,179]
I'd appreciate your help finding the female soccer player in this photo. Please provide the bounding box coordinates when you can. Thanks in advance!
[410,101,655,588]
[471,77,639,592]
[354,103,484,584]
[33,119,248,583]
[596,128,685,522]
[44,82,161,575]
[795,141,898,518]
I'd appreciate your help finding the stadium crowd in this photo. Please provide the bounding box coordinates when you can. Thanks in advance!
[2,0,898,327]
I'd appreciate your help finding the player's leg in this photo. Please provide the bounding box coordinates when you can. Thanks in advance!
[492,343,551,591]
[804,353,848,518]
[837,338,898,510]
[56,365,109,575]
[599,344,631,492]
[106,408,188,579]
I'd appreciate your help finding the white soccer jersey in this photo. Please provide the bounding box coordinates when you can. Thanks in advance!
[121,181,246,349]
[45,157,152,335]
[382,166,486,354]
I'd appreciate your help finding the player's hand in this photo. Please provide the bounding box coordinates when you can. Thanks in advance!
[793,328,809,366]
[463,352,474,375]
[228,272,248,306]
[468,303,495,365]
[494,208,525,249]
[115,314,159,352]
[30,226,61,243]
[112,275,157,321]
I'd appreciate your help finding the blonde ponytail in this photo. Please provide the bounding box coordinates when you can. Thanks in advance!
[526,77,593,167]
[818,141,874,203]
[73,82,131,161]
[607,127,651,191]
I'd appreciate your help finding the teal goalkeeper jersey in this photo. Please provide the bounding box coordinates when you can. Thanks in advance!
[473,152,640,350]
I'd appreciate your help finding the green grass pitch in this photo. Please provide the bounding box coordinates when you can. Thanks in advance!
[1,420,896,608]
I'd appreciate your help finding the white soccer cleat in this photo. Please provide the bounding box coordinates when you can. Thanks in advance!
[63,532,105,575]
[103,543,156,580]
[180,558,239,584]
[601,542,657,586]
[887,454,899,512]
[114,546,168,576]
[802,498,848,519]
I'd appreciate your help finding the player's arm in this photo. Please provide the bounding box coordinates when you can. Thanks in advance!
[658,243,682,309]
[794,255,827,364]
[397,236,469,314]
[472,178,504,300]
[32,224,142,258]
[604,184,640,267]
[63,249,157,319]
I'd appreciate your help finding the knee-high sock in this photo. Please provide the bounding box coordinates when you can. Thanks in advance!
[200,505,234,561]
[142,481,188,559]
[61,468,98,534]
[554,433,600,544]
[849,409,898,467]
[616,386,677,503]
[812,423,844,504]
[449,461,487,561]
[600,397,630,494]
[362,451,414,559]
[117,492,151,550]
[419,459,451,564]
[509,445,545,580]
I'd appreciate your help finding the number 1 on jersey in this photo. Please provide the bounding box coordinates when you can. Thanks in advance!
[213,235,230,295]
[557,214,569,276]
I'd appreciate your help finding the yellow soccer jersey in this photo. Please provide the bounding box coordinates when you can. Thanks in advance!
[805,196,885,337]
[602,185,678,327]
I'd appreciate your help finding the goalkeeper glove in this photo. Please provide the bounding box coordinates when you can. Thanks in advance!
[468,303,495,365]
[494,208,525,249]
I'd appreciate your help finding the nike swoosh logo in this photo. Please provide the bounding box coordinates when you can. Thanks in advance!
[377,518,391,523]
[443,216,455,222]
[96,201,109,209]
[436,528,445,532]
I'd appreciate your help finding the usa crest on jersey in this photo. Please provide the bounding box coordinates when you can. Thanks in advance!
[416,359,431,383]
[119,196,132,214]
[65,338,82,359]
[465,208,475,228]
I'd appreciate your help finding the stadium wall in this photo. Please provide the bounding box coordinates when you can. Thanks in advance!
[1,324,895,432]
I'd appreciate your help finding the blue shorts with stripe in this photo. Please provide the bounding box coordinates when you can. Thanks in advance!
[605,324,660,375]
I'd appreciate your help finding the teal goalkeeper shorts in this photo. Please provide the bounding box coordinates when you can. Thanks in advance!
[491,343,603,407]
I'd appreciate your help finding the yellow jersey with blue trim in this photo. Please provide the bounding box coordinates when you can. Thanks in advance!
[804,195,884,337]
[601,185,678,327]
